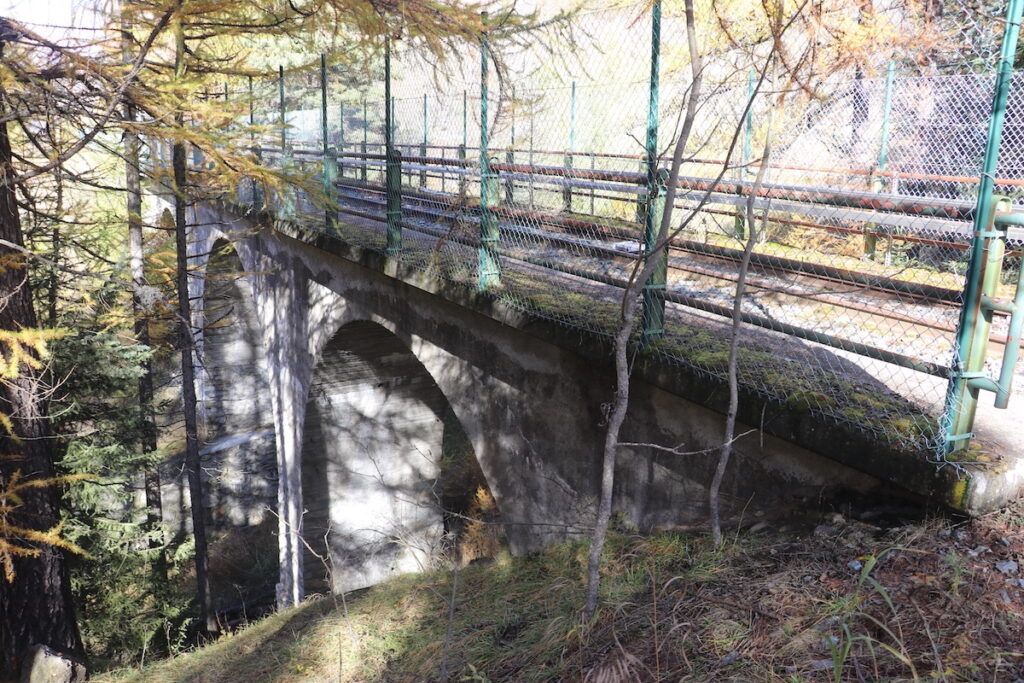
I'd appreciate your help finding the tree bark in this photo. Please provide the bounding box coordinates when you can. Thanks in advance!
[172,134,214,633]
[0,111,84,677]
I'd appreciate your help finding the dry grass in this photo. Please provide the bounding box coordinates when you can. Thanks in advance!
[96,499,1024,682]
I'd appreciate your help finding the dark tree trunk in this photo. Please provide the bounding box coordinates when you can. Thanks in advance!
[0,113,84,677]
[172,135,214,633]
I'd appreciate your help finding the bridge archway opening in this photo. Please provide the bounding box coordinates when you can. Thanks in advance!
[198,239,279,609]
[301,320,501,595]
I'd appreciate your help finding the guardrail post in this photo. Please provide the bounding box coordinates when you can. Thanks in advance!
[420,93,428,188]
[946,197,1011,448]
[192,89,205,168]
[457,143,468,202]
[278,65,295,219]
[320,54,338,233]
[865,61,895,261]
[943,0,1023,453]
[734,70,754,240]
[459,89,468,201]
[563,80,576,213]
[505,118,515,205]
[529,115,535,209]
[339,102,345,179]
[278,65,286,154]
[384,36,402,256]
[641,0,665,342]
[590,151,596,215]
[479,12,501,289]
[361,98,368,182]
[247,75,262,209]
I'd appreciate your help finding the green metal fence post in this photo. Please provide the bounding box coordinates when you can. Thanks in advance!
[563,80,577,213]
[458,89,468,204]
[734,69,755,240]
[278,65,295,219]
[278,65,286,153]
[248,75,262,209]
[590,151,596,215]
[192,89,205,168]
[339,102,345,178]
[478,12,501,289]
[384,37,402,256]
[321,54,338,234]
[420,93,428,188]
[877,61,895,176]
[641,0,665,342]
[361,98,368,182]
[505,117,515,205]
[529,115,535,209]
[943,0,1024,453]
[865,61,895,261]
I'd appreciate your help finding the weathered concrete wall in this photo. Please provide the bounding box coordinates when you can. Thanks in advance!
[189,205,883,605]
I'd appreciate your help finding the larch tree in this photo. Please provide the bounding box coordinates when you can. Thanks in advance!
[0,13,170,674]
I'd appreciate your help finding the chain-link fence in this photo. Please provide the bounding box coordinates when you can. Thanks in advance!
[231,0,1024,458]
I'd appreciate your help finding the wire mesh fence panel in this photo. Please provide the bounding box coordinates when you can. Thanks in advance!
[221,0,1024,457]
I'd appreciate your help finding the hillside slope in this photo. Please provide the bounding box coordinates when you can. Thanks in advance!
[98,503,1024,681]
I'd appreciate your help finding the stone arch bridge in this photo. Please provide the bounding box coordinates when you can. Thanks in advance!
[170,200,1000,608]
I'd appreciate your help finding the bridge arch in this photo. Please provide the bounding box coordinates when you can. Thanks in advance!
[197,238,278,526]
[300,319,499,594]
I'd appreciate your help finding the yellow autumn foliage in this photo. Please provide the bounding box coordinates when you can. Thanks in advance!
[0,468,91,582]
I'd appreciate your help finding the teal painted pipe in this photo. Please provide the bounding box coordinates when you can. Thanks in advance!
[641,0,665,342]
[479,11,501,289]
[943,0,1023,452]
[993,264,1024,408]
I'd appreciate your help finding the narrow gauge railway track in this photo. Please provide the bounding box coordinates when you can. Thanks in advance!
[330,177,964,303]
[330,178,1006,349]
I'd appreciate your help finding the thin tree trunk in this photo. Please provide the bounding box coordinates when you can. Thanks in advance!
[46,172,61,328]
[172,135,214,633]
[0,111,84,677]
[583,0,703,622]
[710,72,776,547]
[171,0,213,634]
[122,11,164,578]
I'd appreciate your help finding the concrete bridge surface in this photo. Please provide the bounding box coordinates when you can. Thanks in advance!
[165,199,1018,607]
